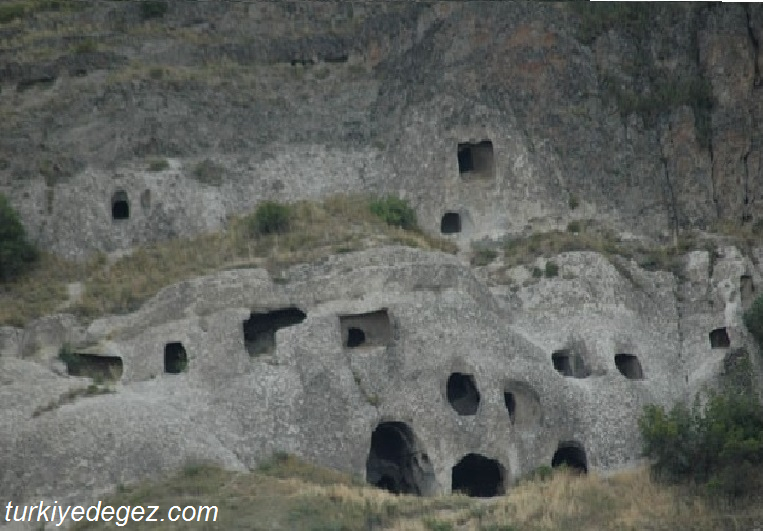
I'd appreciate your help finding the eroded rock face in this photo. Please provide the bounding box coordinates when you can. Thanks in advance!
[1,246,760,505]
[2,3,763,257]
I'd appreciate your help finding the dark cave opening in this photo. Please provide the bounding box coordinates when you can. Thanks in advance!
[709,327,730,349]
[242,308,307,356]
[366,421,434,496]
[440,212,462,234]
[446,372,480,416]
[451,453,505,497]
[552,442,588,474]
[111,190,130,220]
[614,353,643,380]
[164,342,188,374]
[340,310,391,348]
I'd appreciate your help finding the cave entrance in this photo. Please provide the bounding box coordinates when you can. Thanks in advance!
[339,310,391,349]
[111,190,130,220]
[164,342,188,374]
[552,441,588,473]
[614,354,643,380]
[503,380,542,427]
[552,349,588,378]
[65,353,123,381]
[451,454,505,497]
[457,141,494,179]
[243,308,306,356]
[440,212,461,234]
[447,372,480,416]
[709,327,730,349]
[366,421,435,496]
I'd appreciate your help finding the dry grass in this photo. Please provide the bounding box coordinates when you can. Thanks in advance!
[0,195,456,326]
[71,456,763,531]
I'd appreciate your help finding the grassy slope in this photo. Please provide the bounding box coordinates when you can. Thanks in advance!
[0,195,456,326]
[71,455,763,531]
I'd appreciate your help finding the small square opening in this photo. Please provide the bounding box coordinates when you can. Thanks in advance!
[164,342,188,374]
[441,212,461,234]
[457,141,494,179]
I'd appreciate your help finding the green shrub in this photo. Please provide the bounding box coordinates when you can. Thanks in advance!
[568,195,580,210]
[0,3,25,24]
[639,390,763,499]
[0,194,38,282]
[140,0,167,20]
[147,158,169,172]
[192,159,224,186]
[532,267,543,278]
[249,201,292,235]
[369,196,417,230]
[567,220,582,233]
[471,247,497,266]
[73,39,97,54]
[743,294,763,346]
[545,261,559,277]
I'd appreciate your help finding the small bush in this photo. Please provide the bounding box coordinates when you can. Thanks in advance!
[73,39,97,54]
[140,0,167,20]
[532,267,543,278]
[471,247,498,266]
[568,195,580,210]
[192,159,224,186]
[545,261,559,277]
[567,221,582,233]
[639,390,763,499]
[0,194,38,282]
[147,159,169,172]
[744,295,763,346]
[369,196,417,230]
[249,201,291,235]
[0,3,25,24]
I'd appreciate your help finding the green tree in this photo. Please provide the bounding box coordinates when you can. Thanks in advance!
[0,193,37,282]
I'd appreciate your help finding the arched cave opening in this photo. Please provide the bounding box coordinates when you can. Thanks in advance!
[614,353,643,380]
[503,380,542,427]
[440,212,461,234]
[111,190,130,220]
[346,327,366,348]
[709,327,730,349]
[243,307,307,356]
[164,342,188,374]
[552,441,588,474]
[446,372,480,416]
[451,454,505,497]
[366,421,434,496]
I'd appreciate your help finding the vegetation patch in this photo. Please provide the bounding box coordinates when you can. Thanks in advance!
[639,386,763,501]
[147,158,169,172]
[139,0,167,20]
[248,201,292,236]
[70,453,742,531]
[369,196,417,230]
[191,159,225,186]
[743,294,763,346]
[0,193,38,283]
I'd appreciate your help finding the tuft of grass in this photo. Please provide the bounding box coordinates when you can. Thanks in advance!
[471,246,498,266]
[247,201,292,236]
[147,158,169,172]
[140,0,167,20]
[72,38,97,54]
[545,261,559,278]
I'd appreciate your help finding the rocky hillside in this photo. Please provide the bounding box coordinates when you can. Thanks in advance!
[2,0,763,524]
